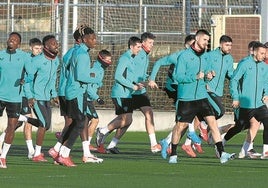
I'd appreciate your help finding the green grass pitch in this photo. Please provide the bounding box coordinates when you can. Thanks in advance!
[1,131,267,188]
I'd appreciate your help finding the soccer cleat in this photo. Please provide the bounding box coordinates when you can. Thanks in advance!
[181,144,196,158]
[198,124,208,142]
[32,153,48,162]
[193,143,204,154]
[48,147,59,160]
[89,145,97,151]
[238,148,246,159]
[95,128,106,147]
[151,144,162,153]
[168,155,178,164]
[97,144,107,154]
[260,151,268,159]
[58,155,77,167]
[82,155,103,163]
[160,139,169,159]
[220,152,236,164]
[187,131,201,144]
[0,158,7,169]
[238,151,245,159]
[106,147,120,154]
[247,149,262,159]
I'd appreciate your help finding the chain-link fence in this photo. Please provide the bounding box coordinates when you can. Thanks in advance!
[0,0,261,112]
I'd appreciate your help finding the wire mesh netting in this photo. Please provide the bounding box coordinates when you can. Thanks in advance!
[0,0,261,112]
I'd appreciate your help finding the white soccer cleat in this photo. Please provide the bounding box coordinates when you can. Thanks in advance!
[82,155,103,163]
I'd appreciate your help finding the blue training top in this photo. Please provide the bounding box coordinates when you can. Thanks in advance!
[230,55,268,108]
[24,52,59,101]
[58,44,80,97]
[111,49,136,98]
[0,49,29,103]
[175,47,211,101]
[206,47,234,97]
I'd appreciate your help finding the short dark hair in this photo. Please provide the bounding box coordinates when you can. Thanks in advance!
[29,38,42,46]
[9,32,22,43]
[219,35,232,43]
[141,32,156,42]
[253,42,267,51]
[42,35,56,46]
[248,41,259,49]
[184,34,195,44]
[195,29,210,37]
[128,36,141,48]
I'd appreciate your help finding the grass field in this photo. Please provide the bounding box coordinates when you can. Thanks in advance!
[1,131,268,188]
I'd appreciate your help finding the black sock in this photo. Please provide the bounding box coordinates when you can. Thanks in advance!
[170,143,178,156]
[215,142,224,157]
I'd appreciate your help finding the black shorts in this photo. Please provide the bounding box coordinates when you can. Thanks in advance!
[66,94,87,121]
[33,100,51,129]
[176,98,215,123]
[112,98,133,115]
[132,93,151,110]
[207,92,225,119]
[86,100,98,120]
[238,105,268,129]
[0,100,21,118]
[20,97,32,115]
[59,96,67,116]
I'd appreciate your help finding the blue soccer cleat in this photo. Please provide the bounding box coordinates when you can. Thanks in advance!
[187,131,201,144]
[160,139,169,159]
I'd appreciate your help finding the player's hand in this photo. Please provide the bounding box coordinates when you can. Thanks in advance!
[196,71,204,80]
[206,71,215,80]
[148,80,159,89]
[232,100,240,108]
[262,96,268,104]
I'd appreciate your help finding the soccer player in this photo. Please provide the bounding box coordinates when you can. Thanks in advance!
[148,34,203,159]
[228,42,268,159]
[95,36,143,153]
[55,26,103,167]
[0,37,43,159]
[0,32,29,169]
[81,49,112,159]
[100,32,163,154]
[168,29,235,164]
[24,35,60,162]
[217,41,262,158]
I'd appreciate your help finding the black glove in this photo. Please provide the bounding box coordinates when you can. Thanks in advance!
[97,98,104,105]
